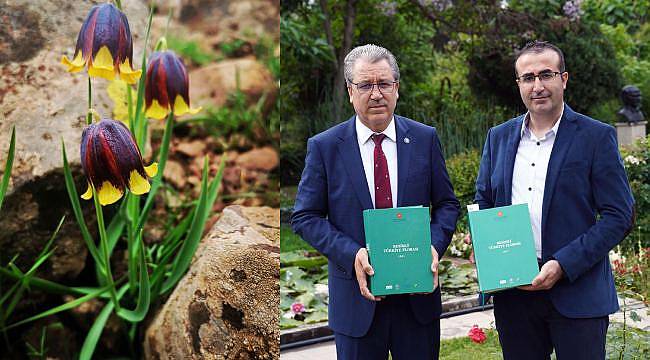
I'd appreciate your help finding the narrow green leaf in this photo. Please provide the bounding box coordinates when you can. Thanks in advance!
[161,155,223,294]
[106,204,126,256]
[116,231,150,322]
[2,284,111,330]
[0,125,16,212]
[61,140,104,272]
[136,110,174,232]
[79,286,128,360]
[160,157,209,294]
[92,186,121,313]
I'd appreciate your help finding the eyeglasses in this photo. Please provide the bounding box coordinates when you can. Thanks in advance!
[516,71,564,85]
[349,80,398,94]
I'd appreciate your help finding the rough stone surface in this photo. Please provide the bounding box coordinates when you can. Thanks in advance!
[0,0,148,280]
[235,146,279,172]
[189,57,276,109]
[163,0,279,45]
[144,206,280,359]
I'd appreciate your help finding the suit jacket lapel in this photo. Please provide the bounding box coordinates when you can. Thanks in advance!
[504,115,524,204]
[541,105,578,236]
[395,116,411,207]
[337,117,373,210]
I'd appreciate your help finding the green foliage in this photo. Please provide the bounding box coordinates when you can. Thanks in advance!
[620,136,650,252]
[280,253,329,329]
[605,321,650,359]
[167,36,216,66]
[600,23,650,120]
[583,0,649,30]
[220,39,247,58]
[446,150,481,232]
[0,126,15,213]
[439,328,502,360]
[188,88,271,140]
[280,224,314,252]
[467,15,621,116]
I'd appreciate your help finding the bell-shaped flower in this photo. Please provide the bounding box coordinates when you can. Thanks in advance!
[80,119,158,206]
[61,3,141,84]
[145,51,201,119]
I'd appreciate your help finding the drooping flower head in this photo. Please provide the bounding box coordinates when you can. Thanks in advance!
[144,50,201,119]
[80,119,158,206]
[61,3,141,84]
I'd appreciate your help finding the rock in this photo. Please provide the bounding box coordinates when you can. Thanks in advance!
[144,206,279,359]
[176,139,207,157]
[0,0,149,280]
[177,0,279,46]
[163,159,187,189]
[189,57,276,109]
[236,147,279,171]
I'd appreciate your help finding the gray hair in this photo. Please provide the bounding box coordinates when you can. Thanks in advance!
[343,44,400,84]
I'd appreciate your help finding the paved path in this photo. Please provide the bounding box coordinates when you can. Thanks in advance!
[280,297,649,360]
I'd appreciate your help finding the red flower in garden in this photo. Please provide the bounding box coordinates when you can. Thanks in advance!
[468,325,487,344]
[144,51,201,119]
[613,259,627,275]
[61,3,141,84]
[291,302,305,315]
[80,119,158,205]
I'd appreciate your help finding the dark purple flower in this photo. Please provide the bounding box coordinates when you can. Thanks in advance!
[144,50,201,119]
[80,119,158,205]
[61,3,141,83]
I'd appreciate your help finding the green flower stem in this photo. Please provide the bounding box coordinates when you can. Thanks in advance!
[136,110,174,231]
[86,77,92,125]
[126,194,139,296]
[127,84,135,135]
[114,0,122,10]
[154,37,168,51]
[92,188,121,313]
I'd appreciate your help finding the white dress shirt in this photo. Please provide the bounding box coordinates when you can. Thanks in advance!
[356,116,398,208]
[511,107,563,258]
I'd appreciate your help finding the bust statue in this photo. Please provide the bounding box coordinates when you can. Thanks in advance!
[617,85,645,124]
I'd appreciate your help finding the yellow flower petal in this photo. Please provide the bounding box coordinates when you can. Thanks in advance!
[61,51,86,73]
[88,46,116,81]
[145,99,170,120]
[144,162,158,177]
[118,59,142,84]
[173,95,201,116]
[128,170,151,195]
[80,183,93,200]
[107,79,130,125]
[97,181,124,205]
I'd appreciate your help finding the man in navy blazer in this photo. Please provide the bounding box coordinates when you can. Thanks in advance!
[474,41,634,359]
[291,44,460,359]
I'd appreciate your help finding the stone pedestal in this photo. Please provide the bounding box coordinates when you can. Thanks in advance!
[615,121,647,147]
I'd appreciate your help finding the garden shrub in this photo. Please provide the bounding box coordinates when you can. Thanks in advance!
[446,149,481,232]
[620,135,650,253]
[467,10,621,116]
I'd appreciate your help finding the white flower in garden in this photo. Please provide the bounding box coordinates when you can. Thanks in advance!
[609,249,626,264]
[314,283,329,298]
[624,155,642,165]
[282,311,295,319]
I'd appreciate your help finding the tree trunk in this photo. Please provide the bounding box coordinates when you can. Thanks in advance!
[320,0,358,124]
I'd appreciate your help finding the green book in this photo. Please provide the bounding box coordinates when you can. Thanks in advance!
[363,206,433,296]
[468,203,539,293]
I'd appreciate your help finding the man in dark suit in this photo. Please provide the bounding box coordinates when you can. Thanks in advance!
[474,40,635,359]
[291,44,460,359]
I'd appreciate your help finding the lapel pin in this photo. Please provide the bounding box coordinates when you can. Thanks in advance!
[404,137,410,144]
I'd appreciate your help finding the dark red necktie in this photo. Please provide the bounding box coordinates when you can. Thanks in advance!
[372,133,392,209]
